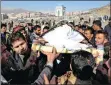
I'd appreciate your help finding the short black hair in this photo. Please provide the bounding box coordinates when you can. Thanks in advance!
[81,25,87,29]
[33,25,41,31]
[75,25,79,27]
[68,22,75,27]
[96,30,108,39]
[71,50,95,80]
[93,20,102,27]
[1,23,7,28]
[43,26,49,30]
[27,23,32,26]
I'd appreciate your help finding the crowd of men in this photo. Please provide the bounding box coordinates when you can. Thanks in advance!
[1,17,111,85]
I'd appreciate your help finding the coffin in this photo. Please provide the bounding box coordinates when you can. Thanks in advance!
[31,21,104,64]
[32,23,94,53]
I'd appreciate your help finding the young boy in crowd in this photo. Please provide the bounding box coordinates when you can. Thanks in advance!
[95,30,108,65]
[13,26,31,48]
[84,27,95,45]
[2,32,46,84]
[1,38,59,85]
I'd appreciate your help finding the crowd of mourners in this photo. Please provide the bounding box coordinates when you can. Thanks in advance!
[1,17,111,85]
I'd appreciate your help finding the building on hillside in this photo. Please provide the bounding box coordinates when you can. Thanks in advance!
[1,13,8,20]
[55,5,66,17]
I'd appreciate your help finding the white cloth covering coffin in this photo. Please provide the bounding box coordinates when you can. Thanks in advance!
[42,24,91,52]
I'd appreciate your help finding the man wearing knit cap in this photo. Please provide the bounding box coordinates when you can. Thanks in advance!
[104,17,111,44]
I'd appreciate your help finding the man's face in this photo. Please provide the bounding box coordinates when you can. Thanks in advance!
[92,24,98,31]
[95,34,105,45]
[84,30,93,40]
[1,26,7,33]
[12,38,28,55]
[75,26,79,30]
[35,28,41,35]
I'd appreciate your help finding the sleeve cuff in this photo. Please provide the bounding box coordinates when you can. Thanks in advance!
[46,62,53,68]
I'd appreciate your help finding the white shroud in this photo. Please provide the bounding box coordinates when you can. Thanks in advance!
[31,24,102,64]
[43,24,90,52]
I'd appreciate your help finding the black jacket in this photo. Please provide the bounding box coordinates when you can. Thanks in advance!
[104,24,111,44]
[1,50,47,84]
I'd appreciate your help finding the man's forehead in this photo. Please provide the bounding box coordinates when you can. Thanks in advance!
[2,26,6,28]
[96,34,105,39]
[37,28,41,29]
[85,30,90,32]
[96,33,104,36]
[12,38,25,46]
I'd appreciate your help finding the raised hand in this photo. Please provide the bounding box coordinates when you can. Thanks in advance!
[42,47,60,63]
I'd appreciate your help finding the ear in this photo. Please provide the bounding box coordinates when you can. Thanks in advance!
[104,39,108,44]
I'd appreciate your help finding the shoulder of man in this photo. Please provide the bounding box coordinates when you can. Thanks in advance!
[104,24,110,30]
[30,33,35,37]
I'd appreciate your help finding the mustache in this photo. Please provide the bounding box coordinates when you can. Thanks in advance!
[20,48,27,54]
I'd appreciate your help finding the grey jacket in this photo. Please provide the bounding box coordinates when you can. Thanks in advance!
[31,63,53,85]
[1,50,47,84]
[30,32,40,42]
